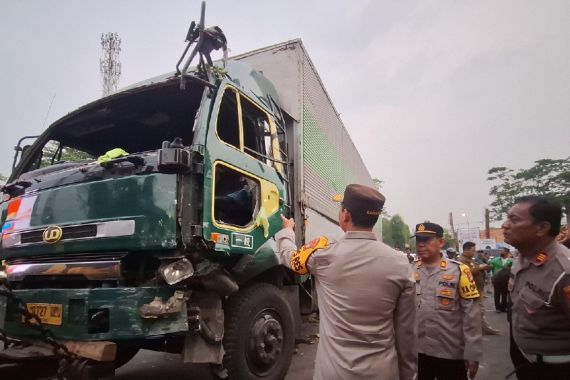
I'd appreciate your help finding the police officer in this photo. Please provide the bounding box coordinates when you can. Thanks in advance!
[276,184,417,380]
[413,222,482,380]
[458,241,500,335]
[503,196,570,380]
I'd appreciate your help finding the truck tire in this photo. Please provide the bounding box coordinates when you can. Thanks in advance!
[223,283,295,380]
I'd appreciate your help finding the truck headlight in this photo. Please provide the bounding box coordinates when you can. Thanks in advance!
[159,258,194,285]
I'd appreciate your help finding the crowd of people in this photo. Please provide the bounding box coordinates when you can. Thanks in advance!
[276,184,570,380]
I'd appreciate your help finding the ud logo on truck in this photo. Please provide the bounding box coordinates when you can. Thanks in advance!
[42,226,63,244]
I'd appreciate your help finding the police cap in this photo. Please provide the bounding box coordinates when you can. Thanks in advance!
[333,184,385,220]
[413,222,444,238]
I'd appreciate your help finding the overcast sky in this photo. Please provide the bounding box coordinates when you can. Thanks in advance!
[1,0,568,232]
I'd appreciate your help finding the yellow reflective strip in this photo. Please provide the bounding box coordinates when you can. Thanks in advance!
[236,92,244,151]
[260,180,279,216]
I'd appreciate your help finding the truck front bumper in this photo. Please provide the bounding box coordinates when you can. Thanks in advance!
[0,287,188,341]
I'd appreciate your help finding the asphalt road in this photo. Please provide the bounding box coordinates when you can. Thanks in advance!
[0,291,516,380]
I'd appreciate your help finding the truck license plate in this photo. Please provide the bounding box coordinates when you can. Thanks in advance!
[25,303,63,326]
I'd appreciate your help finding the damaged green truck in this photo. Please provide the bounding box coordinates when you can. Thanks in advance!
[0,24,378,380]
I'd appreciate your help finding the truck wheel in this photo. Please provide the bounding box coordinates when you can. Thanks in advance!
[223,283,295,380]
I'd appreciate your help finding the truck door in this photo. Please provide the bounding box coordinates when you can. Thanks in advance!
[204,84,285,255]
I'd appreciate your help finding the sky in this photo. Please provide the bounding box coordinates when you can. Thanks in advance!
[0,0,568,233]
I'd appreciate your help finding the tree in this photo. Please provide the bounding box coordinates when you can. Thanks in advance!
[488,157,570,226]
[390,215,409,249]
[372,177,392,217]
[382,214,413,250]
[0,173,6,185]
[381,218,394,247]
[443,228,455,250]
[372,177,383,190]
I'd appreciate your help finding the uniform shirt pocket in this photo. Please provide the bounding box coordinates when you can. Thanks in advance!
[520,289,546,315]
[436,283,458,311]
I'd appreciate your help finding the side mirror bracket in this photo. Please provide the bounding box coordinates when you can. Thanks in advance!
[157,138,191,174]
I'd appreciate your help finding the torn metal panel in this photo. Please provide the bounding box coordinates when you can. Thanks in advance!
[140,290,188,319]
[183,291,224,364]
[200,267,238,296]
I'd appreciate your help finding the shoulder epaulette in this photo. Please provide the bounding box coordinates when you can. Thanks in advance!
[289,236,329,275]
[448,259,462,265]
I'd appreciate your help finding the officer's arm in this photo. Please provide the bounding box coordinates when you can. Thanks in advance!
[275,228,327,275]
[275,228,302,270]
[394,264,417,380]
[458,264,483,362]
[469,265,485,274]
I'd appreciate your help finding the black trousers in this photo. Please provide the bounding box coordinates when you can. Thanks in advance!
[510,324,570,380]
[418,353,467,380]
[494,283,508,311]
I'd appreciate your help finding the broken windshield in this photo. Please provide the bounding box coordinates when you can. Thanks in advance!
[20,80,205,176]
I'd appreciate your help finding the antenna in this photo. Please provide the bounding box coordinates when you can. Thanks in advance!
[100,32,122,96]
[176,1,228,89]
[42,93,56,129]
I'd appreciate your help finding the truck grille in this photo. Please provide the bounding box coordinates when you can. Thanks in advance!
[20,224,98,244]
[6,252,127,265]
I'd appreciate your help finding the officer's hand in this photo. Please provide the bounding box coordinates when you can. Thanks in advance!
[465,360,479,379]
[280,214,295,230]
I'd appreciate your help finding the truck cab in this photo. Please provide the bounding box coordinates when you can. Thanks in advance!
[1,56,298,379]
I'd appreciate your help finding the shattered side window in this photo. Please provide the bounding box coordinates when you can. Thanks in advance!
[241,95,271,165]
[213,164,260,228]
[216,89,240,150]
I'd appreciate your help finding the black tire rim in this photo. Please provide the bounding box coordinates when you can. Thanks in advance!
[246,308,284,376]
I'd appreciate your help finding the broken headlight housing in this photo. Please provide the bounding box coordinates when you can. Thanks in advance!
[159,258,194,285]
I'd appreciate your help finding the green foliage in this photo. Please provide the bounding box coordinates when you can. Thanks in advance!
[487,157,570,221]
[382,218,394,247]
[443,228,455,249]
[372,177,383,190]
[382,214,413,250]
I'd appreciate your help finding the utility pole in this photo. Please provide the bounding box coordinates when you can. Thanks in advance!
[449,212,458,250]
[100,33,122,96]
[485,208,491,239]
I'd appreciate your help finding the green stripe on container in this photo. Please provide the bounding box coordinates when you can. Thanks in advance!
[302,106,355,192]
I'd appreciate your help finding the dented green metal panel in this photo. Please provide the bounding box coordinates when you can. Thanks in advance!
[0,173,178,259]
[3,287,187,340]
[200,75,287,258]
